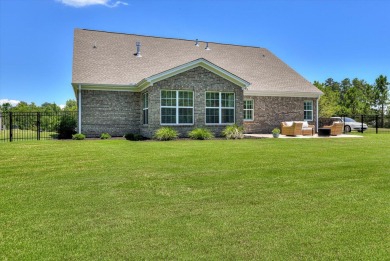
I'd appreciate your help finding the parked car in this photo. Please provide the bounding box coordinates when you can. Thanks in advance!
[331,117,368,132]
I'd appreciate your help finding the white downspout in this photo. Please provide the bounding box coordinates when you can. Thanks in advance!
[316,96,320,133]
[78,84,82,134]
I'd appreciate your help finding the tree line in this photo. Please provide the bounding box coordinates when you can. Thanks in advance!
[1,99,77,113]
[314,75,389,118]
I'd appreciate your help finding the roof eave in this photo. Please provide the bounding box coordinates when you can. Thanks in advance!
[244,90,323,98]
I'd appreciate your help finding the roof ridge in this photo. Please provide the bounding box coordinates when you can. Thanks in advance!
[78,28,265,50]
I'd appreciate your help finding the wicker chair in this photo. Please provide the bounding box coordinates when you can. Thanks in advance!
[280,121,303,136]
[302,122,315,136]
[323,122,344,136]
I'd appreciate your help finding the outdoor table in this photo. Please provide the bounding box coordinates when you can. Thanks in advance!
[318,128,331,137]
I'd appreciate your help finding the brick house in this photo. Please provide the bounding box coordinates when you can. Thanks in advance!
[72,29,322,138]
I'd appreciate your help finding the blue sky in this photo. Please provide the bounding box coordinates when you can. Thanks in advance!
[0,0,389,107]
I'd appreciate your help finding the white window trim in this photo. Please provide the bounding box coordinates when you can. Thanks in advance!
[205,92,235,125]
[143,92,148,125]
[160,90,194,125]
[244,99,254,121]
[304,100,313,121]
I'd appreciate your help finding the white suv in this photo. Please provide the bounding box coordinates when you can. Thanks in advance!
[331,117,368,132]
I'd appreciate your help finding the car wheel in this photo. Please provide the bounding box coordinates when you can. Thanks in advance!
[344,125,351,132]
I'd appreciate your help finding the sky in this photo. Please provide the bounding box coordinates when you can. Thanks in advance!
[0,0,389,107]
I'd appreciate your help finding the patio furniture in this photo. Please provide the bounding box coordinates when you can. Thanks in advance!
[323,122,344,136]
[302,121,315,136]
[318,128,331,137]
[280,121,303,136]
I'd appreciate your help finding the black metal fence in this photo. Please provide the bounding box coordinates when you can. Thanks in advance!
[0,111,78,142]
[319,115,390,134]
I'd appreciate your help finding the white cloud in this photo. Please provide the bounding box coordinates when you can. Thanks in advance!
[0,99,20,107]
[59,104,66,109]
[57,0,128,8]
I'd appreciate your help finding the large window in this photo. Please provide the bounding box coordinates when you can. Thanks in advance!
[206,92,235,124]
[244,99,254,121]
[143,92,148,125]
[161,90,193,125]
[304,100,313,121]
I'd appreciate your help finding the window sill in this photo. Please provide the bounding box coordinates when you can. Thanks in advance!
[160,124,194,126]
[205,123,235,126]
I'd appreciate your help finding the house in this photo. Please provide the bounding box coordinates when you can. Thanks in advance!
[72,29,322,138]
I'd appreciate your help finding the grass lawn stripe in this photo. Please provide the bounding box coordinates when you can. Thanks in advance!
[0,135,389,260]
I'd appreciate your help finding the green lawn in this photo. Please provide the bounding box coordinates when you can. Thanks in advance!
[1,135,389,260]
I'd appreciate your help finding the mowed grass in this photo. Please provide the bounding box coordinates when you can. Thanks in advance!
[1,135,389,260]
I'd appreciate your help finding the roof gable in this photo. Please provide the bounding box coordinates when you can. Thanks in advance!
[137,58,250,91]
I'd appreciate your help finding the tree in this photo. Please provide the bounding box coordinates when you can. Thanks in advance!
[63,99,77,111]
[1,102,12,113]
[41,102,61,113]
[374,75,389,126]
[314,81,339,117]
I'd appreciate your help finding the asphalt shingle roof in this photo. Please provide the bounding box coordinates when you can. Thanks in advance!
[72,29,322,96]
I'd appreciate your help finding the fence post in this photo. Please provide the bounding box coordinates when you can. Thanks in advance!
[9,112,13,142]
[37,112,41,140]
[376,115,379,134]
[361,115,364,133]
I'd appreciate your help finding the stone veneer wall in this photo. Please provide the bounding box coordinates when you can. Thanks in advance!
[80,90,140,137]
[140,66,244,138]
[243,96,318,134]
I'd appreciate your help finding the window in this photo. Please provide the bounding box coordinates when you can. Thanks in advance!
[206,92,235,124]
[304,101,313,121]
[143,92,148,125]
[244,100,254,121]
[161,90,193,125]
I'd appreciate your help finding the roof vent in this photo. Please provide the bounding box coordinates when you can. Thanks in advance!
[205,42,210,51]
[135,41,142,57]
[195,39,199,47]
[93,42,97,48]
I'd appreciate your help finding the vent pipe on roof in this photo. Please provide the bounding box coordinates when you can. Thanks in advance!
[205,42,210,51]
[195,39,199,47]
[135,41,142,57]
[93,42,97,48]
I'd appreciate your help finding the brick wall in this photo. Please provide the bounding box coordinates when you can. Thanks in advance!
[140,66,244,138]
[80,90,140,137]
[243,96,318,134]
[78,68,317,137]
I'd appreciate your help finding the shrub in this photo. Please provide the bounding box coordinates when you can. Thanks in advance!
[153,127,178,141]
[72,133,85,140]
[58,114,77,139]
[124,133,135,140]
[188,128,214,140]
[222,124,244,139]
[124,133,144,141]
[100,133,111,139]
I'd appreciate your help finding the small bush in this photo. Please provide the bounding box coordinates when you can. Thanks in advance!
[58,114,77,139]
[222,124,244,139]
[188,128,214,140]
[72,133,86,140]
[153,127,178,141]
[100,133,111,139]
[124,133,144,141]
[124,133,135,140]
